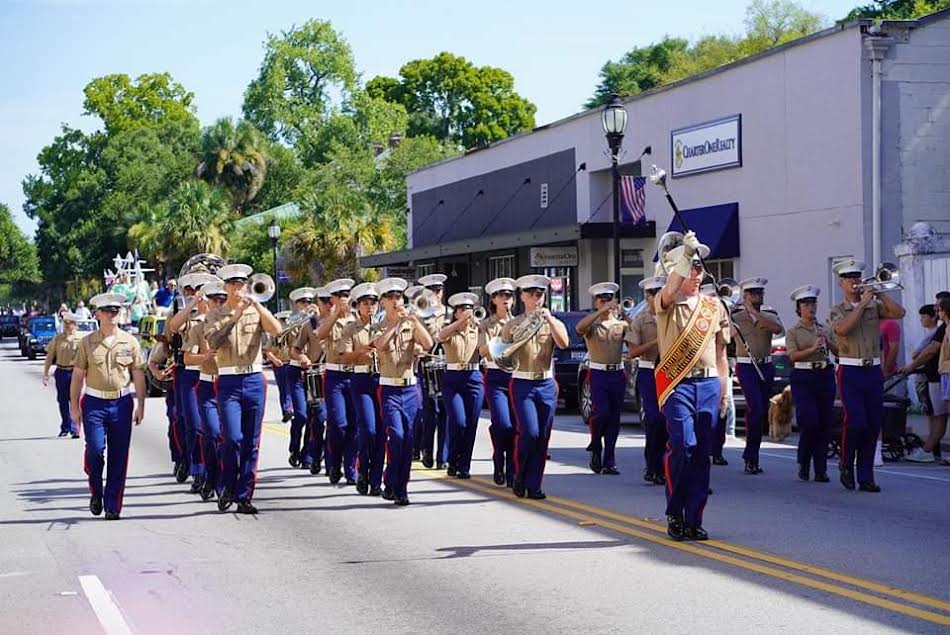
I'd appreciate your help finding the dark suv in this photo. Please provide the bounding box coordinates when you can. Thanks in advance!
[22,316,57,360]
[552,312,590,411]
[0,315,19,338]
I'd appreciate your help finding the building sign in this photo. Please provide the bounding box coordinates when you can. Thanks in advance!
[530,246,578,267]
[671,114,742,178]
[384,266,417,280]
[621,249,644,268]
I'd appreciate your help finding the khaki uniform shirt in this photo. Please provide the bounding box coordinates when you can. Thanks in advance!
[294,318,324,363]
[148,342,170,368]
[654,294,728,371]
[341,318,375,367]
[47,332,82,368]
[785,320,829,363]
[322,314,356,364]
[185,320,218,376]
[501,313,564,374]
[376,319,429,380]
[828,300,883,359]
[204,305,264,369]
[626,311,659,364]
[442,322,480,364]
[732,307,781,358]
[582,317,627,365]
[74,329,144,392]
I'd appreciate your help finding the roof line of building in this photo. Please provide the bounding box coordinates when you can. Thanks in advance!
[408,9,948,179]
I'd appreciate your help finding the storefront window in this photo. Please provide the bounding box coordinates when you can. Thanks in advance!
[543,266,572,312]
[704,259,735,283]
[488,255,516,280]
[416,263,436,279]
[621,275,644,305]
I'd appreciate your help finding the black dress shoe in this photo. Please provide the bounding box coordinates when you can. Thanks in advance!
[200,481,216,501]
[684,526,709,541]
[446,466,457,477]
[527,488,546,500]
[643,470,655,483]
[411,449,421,461]
[356,476,369,495]
[235,500,258,514]
[309,462,321,475]
[288,452,300,468]
[707,488,714,495]
[328,469,341,485]
[505,477,514,488]
[493,471,505,486]
[456,472,471,479]
[589,451,603,474]
[58,431,68,438]
[174,462,188,483]
[436,461,446,470]
[71,433,80,439]
[513,479,526,498]
[394,496,410,506]
[421,451,434,468]
[282,411,293,423]
[859,482,881,493]
[667,516,685,541]
[382,487,395,501]
[104,511,120,521]
[712,456,728,466]
[218,487,235,511]
[345,477,357,486]
[814,473,830,483]
[89,495,103,516]
[190,479,202,494]
[744,461,762,475]
[601,465,620,475]
[798,466,810,481]
[653,473,666,486]
[840,468,856,490]
[369,485,382,497]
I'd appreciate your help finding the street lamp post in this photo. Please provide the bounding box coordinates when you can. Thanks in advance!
[602,94,628,288]
[267,220,281,311]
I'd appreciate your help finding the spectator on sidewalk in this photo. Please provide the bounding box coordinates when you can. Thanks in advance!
[936,297,950,465]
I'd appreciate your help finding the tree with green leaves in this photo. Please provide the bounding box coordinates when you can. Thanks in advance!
[744,0,827,46]
[243,19,358,147]
[83,72,198,135]
[367,52,536,149]
[843,0,949,20]
[585,38,689,108]
[0,203,41,285]
[196,118,268,211]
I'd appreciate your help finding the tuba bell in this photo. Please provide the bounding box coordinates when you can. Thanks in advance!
[248,273,275,303]
[486,311,545,373]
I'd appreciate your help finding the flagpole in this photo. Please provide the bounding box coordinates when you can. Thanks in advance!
[611,155,622,287]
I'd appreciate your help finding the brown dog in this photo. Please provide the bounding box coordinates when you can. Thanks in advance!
[768,386,794,442]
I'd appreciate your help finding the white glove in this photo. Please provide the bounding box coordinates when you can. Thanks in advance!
[673,248,693,278]
[682,231,700,258]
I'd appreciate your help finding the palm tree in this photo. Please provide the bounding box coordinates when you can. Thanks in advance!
[196,118,267,211]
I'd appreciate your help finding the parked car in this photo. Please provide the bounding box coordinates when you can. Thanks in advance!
[0,315,19,339]
[22,316,57,360]
[76,319,98,333]
[136,315,167,396]
[551,311,589,411]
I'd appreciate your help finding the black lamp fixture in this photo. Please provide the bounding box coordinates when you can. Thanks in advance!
[267,219,281,310]
[602,94,628,287]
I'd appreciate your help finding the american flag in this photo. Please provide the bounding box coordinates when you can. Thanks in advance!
[620,175,647,225]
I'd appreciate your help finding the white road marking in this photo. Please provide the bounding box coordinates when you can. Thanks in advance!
[0,571,31,579]
[758,451,950,483]
[78,575,133,635]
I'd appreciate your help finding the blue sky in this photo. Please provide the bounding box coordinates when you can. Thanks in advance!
[1,0,861,234]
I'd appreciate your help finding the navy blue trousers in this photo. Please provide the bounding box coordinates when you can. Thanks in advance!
[485,369,515,479]
[351,373,383,487]
[837,365,883,485]
[381,385,420,497]
[175,368,202,477]
[791,367,836,476]
[443,369,484,475]
[54,367,77,434]
[324,370,357,480]
[637,369,667,476]
[587,369,626,469]
[661,377,719,528]
[284,365,311,464]
[273,364,292,416]
[82,393,133,515]
[422,390,448,464]
[736,362,774,464]
[217,372,266,502]
[510,378,558,491]
[197,379,222,494]
[164,385,179,464]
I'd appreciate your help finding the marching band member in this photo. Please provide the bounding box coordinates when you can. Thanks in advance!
[627,276,667,485]
[503,275,569,499]
[205,264,282,513]
[265,311,294,424]
[292,287,329,474]
[282,287,318,470]
[405,284,426,462]
[731,278,783,475]
[576,282,628,476]
[372,278,433,505]
[786,285,836,483]
[654,232,729,541]
[183,281,228,501]
[479,277,517,486]
[417,274,450,470]
[43,311,83,438]
[829,259,905,492]
[437,292,484,479]
[340,283,384,495]
[70,293,146,520]
[314,278,358,485]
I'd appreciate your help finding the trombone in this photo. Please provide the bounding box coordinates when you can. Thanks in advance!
[854,262,902,293]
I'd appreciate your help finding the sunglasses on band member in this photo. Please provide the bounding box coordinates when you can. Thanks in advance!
[596,294,615,301]
[523,289,544,297]
[383,292,403,299]
[99,307,120,315]
[492,291,513,298]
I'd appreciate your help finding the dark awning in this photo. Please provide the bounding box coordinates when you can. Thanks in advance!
[665,202,739,259]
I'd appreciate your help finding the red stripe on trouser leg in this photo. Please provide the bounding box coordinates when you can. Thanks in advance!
[585,370,596,439]
[80,395,91,494]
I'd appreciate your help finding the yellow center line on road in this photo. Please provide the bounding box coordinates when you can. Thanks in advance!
[258,424,950,625]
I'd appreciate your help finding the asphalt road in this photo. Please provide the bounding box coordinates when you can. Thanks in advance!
[1,339,948,634]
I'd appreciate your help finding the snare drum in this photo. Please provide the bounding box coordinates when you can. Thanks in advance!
[304,366,325,404]
[422,360,446,399]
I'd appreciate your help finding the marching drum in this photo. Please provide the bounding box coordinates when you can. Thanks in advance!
[422,359,446,400]
[304,367,325,404]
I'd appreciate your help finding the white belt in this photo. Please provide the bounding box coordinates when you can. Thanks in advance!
[379,376,416,387]
[483,361,502,370]
[199,373,217,382]
[289,360,303,367]
[737,356,772,365]
[84,386,134,399]
[838,356,880,367]
[185,365,202,372]
[512,370,553,381]
[794,361,831,370]
[685,367,718,379]
[637,360,655,369]
[589,362,623,371]
[217,364,262,376]
[351,365,372,374]
[446,363,481,371]
[323,363,354,372]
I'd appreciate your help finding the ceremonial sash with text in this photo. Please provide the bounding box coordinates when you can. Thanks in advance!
[655,295,719,407]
